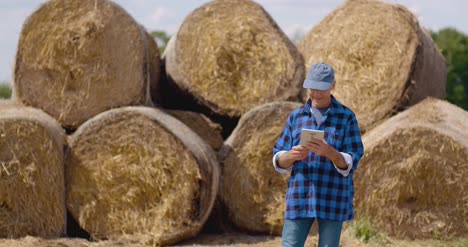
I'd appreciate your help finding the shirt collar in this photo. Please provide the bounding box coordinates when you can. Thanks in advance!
[302,95,339,116]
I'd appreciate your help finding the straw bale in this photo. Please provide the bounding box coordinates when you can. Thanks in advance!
[163,0,304,118]
[145,31,161,106]
[66,106,219,246]
[298,0,446,133]
[0,105,66,238]
[14,0,155,129]
[166,110,223,151]
[355,98,468,239]
[219,101,302,234]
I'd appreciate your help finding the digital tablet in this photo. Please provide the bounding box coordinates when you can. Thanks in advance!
[299,129,324,147]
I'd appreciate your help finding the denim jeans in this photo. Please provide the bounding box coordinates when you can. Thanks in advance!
[282,218,343,247]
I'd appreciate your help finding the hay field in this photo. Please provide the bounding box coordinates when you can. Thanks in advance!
[2,0,465,246]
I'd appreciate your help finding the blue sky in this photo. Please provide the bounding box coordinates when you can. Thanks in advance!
[1,0,467,83]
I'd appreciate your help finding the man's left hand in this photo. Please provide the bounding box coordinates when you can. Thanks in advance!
[308,139,334,157]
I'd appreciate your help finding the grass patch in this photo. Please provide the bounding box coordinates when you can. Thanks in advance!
[349,217,389,244]
[0,83,12,99]
[451,237,468,247]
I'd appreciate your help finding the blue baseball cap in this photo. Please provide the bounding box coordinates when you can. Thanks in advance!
[303,62,335,90]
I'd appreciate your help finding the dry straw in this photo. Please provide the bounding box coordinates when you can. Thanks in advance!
[146,31,161,106]
[298,0,446,133]
[0,99,16,106]
[164,0,304,118]
[0,103,66,238]
[220,101,301,234]
[166,110,223,151]
[0,236,143,247]
[66,106,219,246]
[14,0,156,129]
[355,98,468,239]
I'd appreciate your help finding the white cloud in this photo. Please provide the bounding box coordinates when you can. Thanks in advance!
[257,0,343,11]
[0,5,40,82]
[284,23,311,37]
[385,0,467,32]
[408,5,424,23]
[143,7,177,33]
[148,6,175,24]
[256,0,332,5]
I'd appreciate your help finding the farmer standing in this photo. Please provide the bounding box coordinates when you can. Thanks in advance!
[272,62,364,247]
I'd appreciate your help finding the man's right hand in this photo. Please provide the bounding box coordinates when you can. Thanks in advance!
[277,145,309,170]
[289,145,310,160]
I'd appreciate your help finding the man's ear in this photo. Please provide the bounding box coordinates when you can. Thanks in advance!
[330,81,336,90]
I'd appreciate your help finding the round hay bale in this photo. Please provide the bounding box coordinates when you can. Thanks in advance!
[166,110,223,151]
[0,105,66,238]
[220,101,301,234]
[298,0,446,133]
[14,0,155,129]
[145,31,161,106]
[354,98,468,239]
[163,0,304,118]
[66,106,219,246]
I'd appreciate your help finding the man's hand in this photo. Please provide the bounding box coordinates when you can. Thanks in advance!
[277,145,310,170]
[289,145,310,160]
[307,139,348,170]
[307,139,334,157]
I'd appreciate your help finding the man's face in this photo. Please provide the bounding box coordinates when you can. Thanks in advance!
[306,82,335,108]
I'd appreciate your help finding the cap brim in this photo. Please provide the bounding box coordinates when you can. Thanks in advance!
[303,79,332,90]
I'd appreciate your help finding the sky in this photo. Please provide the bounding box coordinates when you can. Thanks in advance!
[0,0,467,84]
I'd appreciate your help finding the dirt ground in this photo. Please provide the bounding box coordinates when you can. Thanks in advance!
[177,230,464,247]
[0,229,464,247]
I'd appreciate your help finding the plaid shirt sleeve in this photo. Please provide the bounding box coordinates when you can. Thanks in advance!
[342,114,364,173]
[273,112,294,156]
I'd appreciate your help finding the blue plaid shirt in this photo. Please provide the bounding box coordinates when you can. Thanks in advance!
[273,96,364,221]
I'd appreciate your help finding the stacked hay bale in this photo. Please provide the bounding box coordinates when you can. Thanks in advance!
[0,104,66,238]
[162,0,304,119]
[220,101,301,235]
[166,110,223,151]
[145,31,161,106]
[354,98,468,239]
[298,0,446,132]
[66,107,219,246]
[13,0,159,129]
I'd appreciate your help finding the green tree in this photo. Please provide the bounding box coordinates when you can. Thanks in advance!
[150,30,171,55]
[290,29,305,45]
[432,28,468,110]
[0,82,11,99]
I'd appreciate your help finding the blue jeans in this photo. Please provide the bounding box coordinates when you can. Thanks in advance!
[282,218,343,247]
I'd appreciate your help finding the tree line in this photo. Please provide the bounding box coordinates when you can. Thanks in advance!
[1,28,467,110]
[431,28,468,109]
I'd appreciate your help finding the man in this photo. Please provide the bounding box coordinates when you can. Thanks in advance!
[272,62,364,247]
